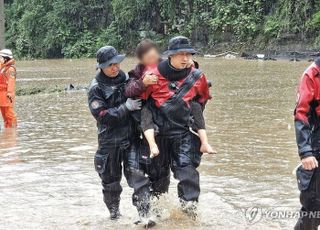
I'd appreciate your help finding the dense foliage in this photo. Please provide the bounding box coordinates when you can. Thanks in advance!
[3,0,320,58]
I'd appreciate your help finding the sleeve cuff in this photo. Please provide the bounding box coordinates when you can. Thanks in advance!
[299,151,313,159]
[120,103,130,115]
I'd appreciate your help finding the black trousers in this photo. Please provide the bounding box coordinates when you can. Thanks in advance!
[125,138,170,217]
[158,131,202,202]
[94,141,130,213]
[295,166,320,230]
[94,139,170,216]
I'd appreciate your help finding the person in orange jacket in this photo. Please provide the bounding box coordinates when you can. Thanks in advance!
[0,49,17,128]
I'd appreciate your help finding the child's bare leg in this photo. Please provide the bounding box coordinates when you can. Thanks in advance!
[144,129,159,158]
[197,129,216,154]
[141,103,159,158]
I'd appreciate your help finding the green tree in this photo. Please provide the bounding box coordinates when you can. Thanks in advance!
[4,0,320,58]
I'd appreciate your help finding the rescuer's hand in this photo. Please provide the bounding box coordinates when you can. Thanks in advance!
[125,98,142,111]
[302,156,318,170]
[143,73,158,86]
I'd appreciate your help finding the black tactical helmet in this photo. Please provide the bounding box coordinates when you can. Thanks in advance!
[163,36,197,56]
[96,46,125,69]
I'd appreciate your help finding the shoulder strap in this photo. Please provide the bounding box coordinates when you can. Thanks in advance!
[162,69,202,106]
[176,69,202,97]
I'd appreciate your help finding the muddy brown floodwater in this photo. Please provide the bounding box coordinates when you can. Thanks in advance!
[0,58,311,229]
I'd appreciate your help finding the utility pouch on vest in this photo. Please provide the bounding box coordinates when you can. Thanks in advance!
[296,165,315,191]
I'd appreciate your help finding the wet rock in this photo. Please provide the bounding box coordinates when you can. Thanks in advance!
[242,55,258,60]
[264,57,277,61]
[65,84,87,91]
[242,53,277,61]
[257,54,265,59]
[224,54,237,59]
[310,52,320,57]
[66,84,75,91]
[240,52,250,58]
[290,58,300,62]
[204,51,239,59]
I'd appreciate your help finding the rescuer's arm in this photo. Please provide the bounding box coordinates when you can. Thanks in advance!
[88,86,141,125]
[190,73,216,154]
[196,74,211,105]
[6,67,16,103]
[125,69,147,98]
[191,72,213,130]
[125,78,146,98]
[294,72,319,170]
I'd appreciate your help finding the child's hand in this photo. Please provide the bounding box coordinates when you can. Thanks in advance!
[143,73,158,86]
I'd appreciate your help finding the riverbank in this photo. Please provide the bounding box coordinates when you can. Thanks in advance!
[203,41,320,61]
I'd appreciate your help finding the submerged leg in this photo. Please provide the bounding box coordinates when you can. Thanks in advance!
[295,167,320,229]
[170,132,202,219]
[124,141,152,219]
[94,147,123,219]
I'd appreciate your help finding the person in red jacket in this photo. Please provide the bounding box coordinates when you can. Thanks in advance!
[0,49,17,129]
[294,58,320,229]
[125,39,215,157]
[139,36,211,219]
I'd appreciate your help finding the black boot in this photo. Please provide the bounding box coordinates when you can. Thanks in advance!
[107,199,121,220]
[180,200,198,220]
[133,207,156,227]
[134,219,156,228]
[101,181,123,220]
[109,205,121,220]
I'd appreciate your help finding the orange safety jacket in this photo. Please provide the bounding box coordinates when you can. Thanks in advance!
[0,59,16,107]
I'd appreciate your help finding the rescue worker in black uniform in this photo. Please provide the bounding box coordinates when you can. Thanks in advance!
[87,46,143,220]
[140,36,211,218]
[294,57,320,229]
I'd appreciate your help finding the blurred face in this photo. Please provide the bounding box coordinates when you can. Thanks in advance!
[140,48,160,66]
[170,52,192,69]
[102,63,120,77]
